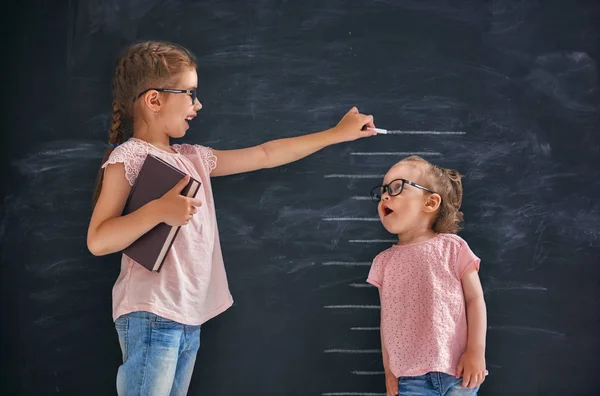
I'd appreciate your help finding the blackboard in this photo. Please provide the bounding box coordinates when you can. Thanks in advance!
[1,1,599,395]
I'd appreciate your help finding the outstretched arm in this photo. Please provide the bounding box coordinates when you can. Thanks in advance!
[211,107,375,177]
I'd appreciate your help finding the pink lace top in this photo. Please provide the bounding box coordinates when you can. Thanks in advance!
[367,234,480,377]
[102,138,233,325]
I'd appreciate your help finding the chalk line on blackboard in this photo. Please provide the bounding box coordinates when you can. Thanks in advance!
[322,393,385,396]
[324,349,381,353]
[349,240,397,243]
[484,284,548,293]
[386,130,466,135]
[350,327,380,331]
[351,196,371,200]
[322,217,379,221]
[322,262,371,266]
[324,174,385,178]
[350,152,442,156]
[352,371,385,376]
[349,283,372,288]
[488,325,565,337]
[324,305,380,309]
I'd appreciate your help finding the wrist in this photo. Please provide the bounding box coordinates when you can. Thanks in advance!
[146,199,166,224]
[466,344,486,355]
[325,127,348,144]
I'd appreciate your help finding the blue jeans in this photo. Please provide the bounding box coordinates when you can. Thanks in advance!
[115,311,201,396]
[399,372,479,395]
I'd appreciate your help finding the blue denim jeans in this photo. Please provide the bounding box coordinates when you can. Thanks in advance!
[115,311,201,396]
[399,372,479,395]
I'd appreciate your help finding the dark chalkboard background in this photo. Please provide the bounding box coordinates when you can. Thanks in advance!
[1,1,599,395]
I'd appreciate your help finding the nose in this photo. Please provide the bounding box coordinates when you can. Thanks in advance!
[382,193,391,201]
[194,98,202,110]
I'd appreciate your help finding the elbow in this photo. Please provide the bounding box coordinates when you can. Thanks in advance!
[87,233,108,257]
[258,143,275,169]
[465,294,486,310]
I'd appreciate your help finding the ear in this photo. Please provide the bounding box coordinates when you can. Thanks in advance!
[142,90,163,113]
[423,193,442,213]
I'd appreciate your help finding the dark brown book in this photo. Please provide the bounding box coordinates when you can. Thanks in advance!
[122,154,201,272]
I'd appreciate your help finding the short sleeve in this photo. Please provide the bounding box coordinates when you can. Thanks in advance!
[455,239,481,279]
[101,140,149,186]
[195,145,217,173]
[367,253,385,288]
[174,144,217,174]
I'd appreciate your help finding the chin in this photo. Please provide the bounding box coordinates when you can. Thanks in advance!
[380,219,401,235]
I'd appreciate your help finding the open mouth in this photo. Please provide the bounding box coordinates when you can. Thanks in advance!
[383,206,394,217]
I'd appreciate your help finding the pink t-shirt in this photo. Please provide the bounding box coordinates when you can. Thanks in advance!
[367,233,480,378]
[102,138,233,325]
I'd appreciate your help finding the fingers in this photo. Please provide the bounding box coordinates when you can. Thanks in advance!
[456,360,464,379]
[462,372,472,388]
[473,374,483,388]
[475,371,486,387]
[346,106,359,115]
[362,114,375,129]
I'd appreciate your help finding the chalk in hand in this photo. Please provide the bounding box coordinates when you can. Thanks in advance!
[362,125,388,134]
[368,127,388,134]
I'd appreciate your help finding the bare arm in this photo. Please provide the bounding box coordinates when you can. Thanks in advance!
[463,268,487,355]
[87,164,164,256]
[456,267,487,388]
[211,107,375,177]
[87,164,200,256]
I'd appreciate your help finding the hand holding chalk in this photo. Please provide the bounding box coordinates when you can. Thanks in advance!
[369,127,388,134]
[361,125,387,134]
[332,107,377,142]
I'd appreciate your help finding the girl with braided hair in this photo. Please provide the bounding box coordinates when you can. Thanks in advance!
[86,40,377,395]
[366,156,488,396]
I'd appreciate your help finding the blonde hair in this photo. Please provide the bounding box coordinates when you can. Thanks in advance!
[92,40,197,206]
[398,155,464,234]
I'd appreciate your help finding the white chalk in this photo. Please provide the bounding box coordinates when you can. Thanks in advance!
[367,127,387,134]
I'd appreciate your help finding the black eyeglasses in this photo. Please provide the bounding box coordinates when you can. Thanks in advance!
[370,178,438,202]
[136,88,197,105]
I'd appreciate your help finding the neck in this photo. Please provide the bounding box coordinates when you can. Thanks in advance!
[396,223,437,245]
[132,121,173,153]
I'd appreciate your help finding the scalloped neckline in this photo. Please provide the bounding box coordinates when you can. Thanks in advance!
[130,137,180,155]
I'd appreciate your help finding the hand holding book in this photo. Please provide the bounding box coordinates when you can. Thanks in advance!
[121,154,202,272]
[156,174,203,226]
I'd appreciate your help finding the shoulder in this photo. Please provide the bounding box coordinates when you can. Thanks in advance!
[101,139,151,186]
[373,246,396,264]
[103,139,150,164]
[435,233,467,250]
[430,234,470,262]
